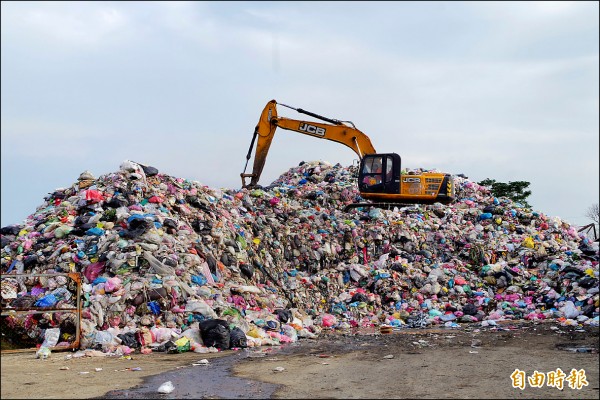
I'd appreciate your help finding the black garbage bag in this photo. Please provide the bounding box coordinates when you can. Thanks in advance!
[122,218,153,239]
[462,303,478,316]
[199,319,229,330]
[220,252,233,267]
[240,263,254,279]
[1,225,21,235]
[199,319,231,350]
[23,255,39,270]
[73,215,91,226]
[163,218,178,233]
[577,277,598,289]
[351,293,368,303]
[140,164,159,176]
[229,327,248,348]
[104,196,129,208]
[390,262,405,273]
[205,253,218,275]
[581,304,596,317]
[483,205,496,214]
[274,309,292,323]
[0,235,13,248]
[154,340,177,353]
[202,325,230,350]
[191,218,212,234]
[11,295,37,309]
[187,196,211,213]
[117,332,140,348]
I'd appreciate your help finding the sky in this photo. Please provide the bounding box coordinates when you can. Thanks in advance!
[1,1,599,229]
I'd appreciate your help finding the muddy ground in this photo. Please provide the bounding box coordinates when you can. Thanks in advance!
[1,321,598,399]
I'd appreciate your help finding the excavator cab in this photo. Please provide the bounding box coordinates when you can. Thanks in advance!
[358,153,401,194]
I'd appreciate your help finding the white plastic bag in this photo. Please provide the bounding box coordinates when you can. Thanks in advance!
[41,327,61,348]
[157,381,174,394]
[560,301,580,319]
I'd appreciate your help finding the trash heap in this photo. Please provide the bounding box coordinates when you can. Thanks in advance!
[1,160,598,356]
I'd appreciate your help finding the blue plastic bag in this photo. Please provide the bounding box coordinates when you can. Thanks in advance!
[35,294,58,308]
[148,301,161,315]
[191,274,207,285]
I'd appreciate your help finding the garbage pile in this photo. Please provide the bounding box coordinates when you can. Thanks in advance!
[1,160,598,356]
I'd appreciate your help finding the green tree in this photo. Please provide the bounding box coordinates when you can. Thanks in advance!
[478,178,532,207]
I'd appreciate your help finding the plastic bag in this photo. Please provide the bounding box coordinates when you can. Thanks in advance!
[152,327,175,343]
[180,328,203,346]
[143,251,176,275]
[191,274,207,286]
[229,327,248,348]
[200,319,230,349]
[321,314,337,327]
[94,331,119,348]
[84,262,106,283]
[36,347,51,359]
[174,337,191,353]
[184,300,217,319]
[560,301,580,319]
[35,294,58,308]
[148,301,161,315]
[157,381,174,394]
[140,164,159,176]
[117,332,140,348]
[41,328,61,348]
[85,189,105,203]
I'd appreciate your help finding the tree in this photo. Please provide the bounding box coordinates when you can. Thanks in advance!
[478,178,532,207]
[585,203,599,225]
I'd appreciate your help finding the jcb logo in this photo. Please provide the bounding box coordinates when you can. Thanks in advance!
[299,123,326,137]
[403,177,421,183]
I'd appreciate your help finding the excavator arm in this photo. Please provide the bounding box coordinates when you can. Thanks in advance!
[241,100,376,188]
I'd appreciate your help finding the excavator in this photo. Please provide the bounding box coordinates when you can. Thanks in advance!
[241,99,455,211]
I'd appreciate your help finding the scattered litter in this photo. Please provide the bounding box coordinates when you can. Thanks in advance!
[36,347,51,360]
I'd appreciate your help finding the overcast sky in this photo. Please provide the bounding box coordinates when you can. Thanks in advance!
[1,1,598,228]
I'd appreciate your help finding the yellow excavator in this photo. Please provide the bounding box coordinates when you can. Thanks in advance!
[241,100,455,210]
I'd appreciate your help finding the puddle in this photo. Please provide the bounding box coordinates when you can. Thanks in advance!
[555,343,597,353]
[99,351,281,399]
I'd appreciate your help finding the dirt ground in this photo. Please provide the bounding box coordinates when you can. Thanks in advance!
[1,321,598,399]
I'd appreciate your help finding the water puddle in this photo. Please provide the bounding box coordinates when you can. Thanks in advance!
[555,343,597,353]
[100,351,281,399]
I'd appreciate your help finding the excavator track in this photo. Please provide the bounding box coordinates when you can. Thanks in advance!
[343,202,417,212]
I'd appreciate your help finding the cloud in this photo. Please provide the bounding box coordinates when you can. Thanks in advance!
[1,2,131,50]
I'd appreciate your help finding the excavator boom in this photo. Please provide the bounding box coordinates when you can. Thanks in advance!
[241,100,376,188]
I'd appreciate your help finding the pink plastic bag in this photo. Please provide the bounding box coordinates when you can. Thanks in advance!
[84,262,106,283]
[321,314,337,327]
